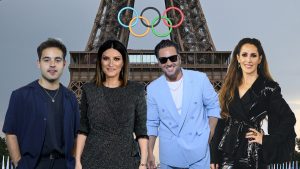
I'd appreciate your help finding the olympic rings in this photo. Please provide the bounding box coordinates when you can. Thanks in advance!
[129,16,150,37]
[117,6,184,37]
[162,6,184,28]
[151,16,173,37]
[140,7,161,28]
[117,7,139,28]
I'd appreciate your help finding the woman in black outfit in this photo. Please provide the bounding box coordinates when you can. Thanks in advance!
[75,40,148,169]
[210,38,296,169]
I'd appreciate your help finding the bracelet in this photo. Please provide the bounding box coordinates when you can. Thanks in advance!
[140,163,147,166]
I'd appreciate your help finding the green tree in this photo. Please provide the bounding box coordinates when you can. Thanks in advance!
[0,137,9,157]
[0,137,9,167]
[295,138,300,162]
[296,138,300,151]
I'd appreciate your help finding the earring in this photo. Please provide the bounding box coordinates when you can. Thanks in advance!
[238,63,241,69]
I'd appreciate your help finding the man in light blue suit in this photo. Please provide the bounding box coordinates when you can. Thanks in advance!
[147,40,220,169]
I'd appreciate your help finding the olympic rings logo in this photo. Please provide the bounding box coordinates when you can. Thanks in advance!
[117,6,184,37]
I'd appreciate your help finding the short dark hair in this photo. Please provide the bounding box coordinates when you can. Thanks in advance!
[37,38,67,60]
[93,39,129,87]
[154,39,180,58]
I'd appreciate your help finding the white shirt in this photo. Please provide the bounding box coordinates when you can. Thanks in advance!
[167,77,183,115]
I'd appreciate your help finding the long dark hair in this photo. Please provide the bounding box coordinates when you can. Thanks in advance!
[93,39,129,87]
[219,38,273,118]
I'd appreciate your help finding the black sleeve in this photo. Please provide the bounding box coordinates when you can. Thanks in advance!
[2,91,19,134]
[262,84,296,163]
[71,92,81,137]
[210,118,225,164]
[134,87,148,138]
[78,87,90,135]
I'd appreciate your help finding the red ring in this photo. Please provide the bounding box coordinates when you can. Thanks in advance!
[162,6,184,28]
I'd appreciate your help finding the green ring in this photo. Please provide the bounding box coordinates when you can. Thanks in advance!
[151,16,173,37]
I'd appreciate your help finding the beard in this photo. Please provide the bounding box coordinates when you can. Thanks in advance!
[164,65,182,81]
[41,73,59,83]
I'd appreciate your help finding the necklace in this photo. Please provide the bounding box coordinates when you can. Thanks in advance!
[42,86,60,102]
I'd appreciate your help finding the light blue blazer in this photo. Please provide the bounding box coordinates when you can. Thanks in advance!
[147,69,220,167]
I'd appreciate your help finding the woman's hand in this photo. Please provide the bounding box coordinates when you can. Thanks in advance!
[139,163,147,169]
[75,160,82,169]
[210,163,219,169]
[245,128,263,145]
[147,153,157,169]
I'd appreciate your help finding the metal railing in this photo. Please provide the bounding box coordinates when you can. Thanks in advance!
[1,156,12,169]
[1,155,299,168]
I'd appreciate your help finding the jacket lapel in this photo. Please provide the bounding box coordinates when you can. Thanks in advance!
[160,76,181,124]
[248,76,268,119]
[229,76,267,122]
[178,70,194,131]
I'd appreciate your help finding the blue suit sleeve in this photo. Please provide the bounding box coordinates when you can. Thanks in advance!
[146,87,160,136]
[202,75,221,118]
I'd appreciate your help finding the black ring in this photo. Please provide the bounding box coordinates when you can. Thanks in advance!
[140,7,161,28]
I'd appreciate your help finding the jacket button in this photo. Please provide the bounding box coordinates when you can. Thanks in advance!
[43,118,47,121]
[194,102,197,104]
[169,122,172,125]
[162,109,165,112]
[191,116,195,119]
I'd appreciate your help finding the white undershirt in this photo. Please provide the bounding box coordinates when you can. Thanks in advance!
[167,77,183,115]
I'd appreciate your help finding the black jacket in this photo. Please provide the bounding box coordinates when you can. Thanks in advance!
[211,76,296,165]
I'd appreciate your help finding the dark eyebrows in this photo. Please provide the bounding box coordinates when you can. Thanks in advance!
[102,55,122,58]
[41,56,63,60]
[240,52,258,56]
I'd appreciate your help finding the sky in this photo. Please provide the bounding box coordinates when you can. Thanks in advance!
[0,0,299,138]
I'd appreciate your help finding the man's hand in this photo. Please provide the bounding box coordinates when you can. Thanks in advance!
[147,153,157,169]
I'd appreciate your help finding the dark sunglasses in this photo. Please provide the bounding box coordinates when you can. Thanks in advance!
[158,55,178,64]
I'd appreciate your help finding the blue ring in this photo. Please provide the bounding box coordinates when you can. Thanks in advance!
[118,7,139,28]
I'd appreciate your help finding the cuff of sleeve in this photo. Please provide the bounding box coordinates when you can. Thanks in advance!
[147,126,158,136]
[77,129,89,136]
[207,109,221,118]
[136,135,149,140]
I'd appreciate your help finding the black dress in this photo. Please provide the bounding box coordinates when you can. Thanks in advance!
[210,76,296,169]
[78,81,147,169]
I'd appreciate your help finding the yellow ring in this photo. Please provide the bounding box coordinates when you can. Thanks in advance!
[129,16,150,37]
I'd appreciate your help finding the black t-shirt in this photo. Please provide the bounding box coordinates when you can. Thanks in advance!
[39,85,65,155]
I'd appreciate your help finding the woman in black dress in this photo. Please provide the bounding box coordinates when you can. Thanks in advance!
[75,40,148,169]
[210,38,296,169]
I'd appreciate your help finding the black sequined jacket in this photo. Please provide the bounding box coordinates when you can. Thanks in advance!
[210,76,296,165]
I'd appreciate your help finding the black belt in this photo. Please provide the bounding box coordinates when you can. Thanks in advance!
[41,152,65,159]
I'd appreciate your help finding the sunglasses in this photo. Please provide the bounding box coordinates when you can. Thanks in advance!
[158,55,178,64]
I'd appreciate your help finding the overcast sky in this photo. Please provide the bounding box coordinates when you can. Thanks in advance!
[0,0,299,136]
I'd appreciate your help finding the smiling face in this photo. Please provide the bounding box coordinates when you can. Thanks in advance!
[38,47,65,83]
[158,46,182,81]
[101,48,124,80]
[237,43,262,76]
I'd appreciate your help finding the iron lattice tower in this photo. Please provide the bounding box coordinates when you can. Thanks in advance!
[68,0,231,101]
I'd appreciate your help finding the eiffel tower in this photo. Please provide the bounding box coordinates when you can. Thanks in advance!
[68,0,231,100]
